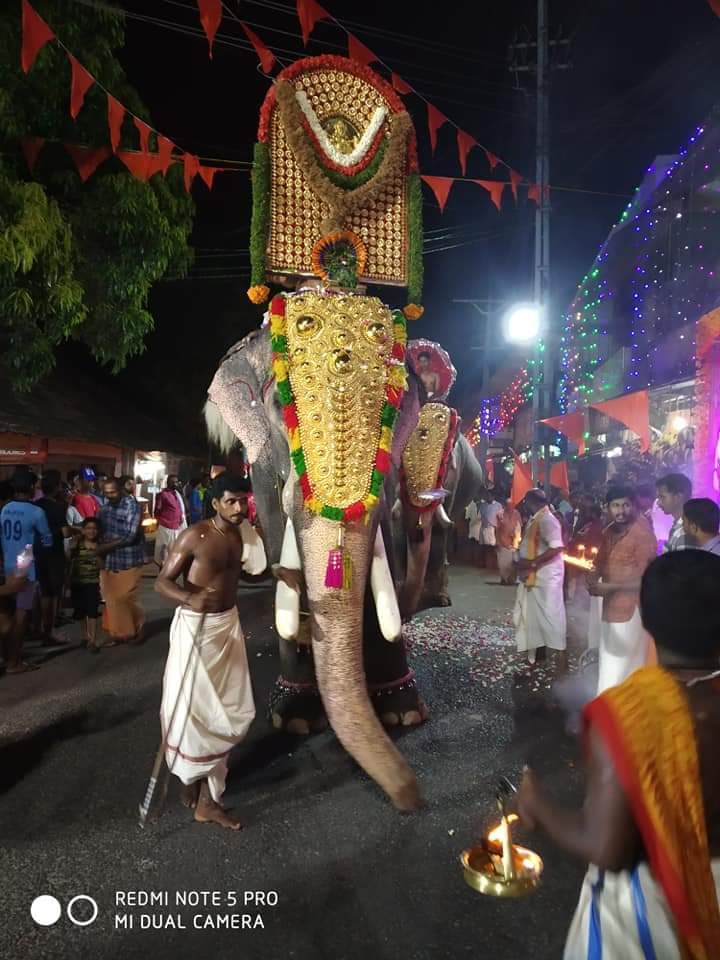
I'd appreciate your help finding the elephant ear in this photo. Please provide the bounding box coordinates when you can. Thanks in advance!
[391,370,421,467]
[206,330,272,464]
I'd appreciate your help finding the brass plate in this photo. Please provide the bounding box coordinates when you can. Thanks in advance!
[402,402,452,508]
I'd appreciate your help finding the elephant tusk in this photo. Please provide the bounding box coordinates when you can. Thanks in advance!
[240,519,268,575]
[370,526,402,642]
[275,517,301,640]
[435,503,453,529]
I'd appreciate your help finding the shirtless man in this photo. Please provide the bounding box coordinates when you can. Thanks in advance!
[416,351,440,398]
[155,472,265,830]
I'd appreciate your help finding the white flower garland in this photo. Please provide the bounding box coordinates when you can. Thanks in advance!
[295,90,387,169]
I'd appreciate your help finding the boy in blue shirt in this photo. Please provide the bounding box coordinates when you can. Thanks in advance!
[0,472,53,673]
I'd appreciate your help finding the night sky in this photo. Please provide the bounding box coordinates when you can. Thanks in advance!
[68,0,720,440]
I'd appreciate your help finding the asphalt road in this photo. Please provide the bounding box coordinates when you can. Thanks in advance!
[0,566,585,960]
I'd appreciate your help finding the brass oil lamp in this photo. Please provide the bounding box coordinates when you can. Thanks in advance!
[460,778,543,898]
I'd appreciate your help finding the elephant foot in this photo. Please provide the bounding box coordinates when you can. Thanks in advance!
[423,593,451,608]
[370,670,429,728]
[269,676,326,735]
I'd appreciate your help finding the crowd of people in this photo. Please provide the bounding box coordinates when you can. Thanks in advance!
[0,465,219,674]
[3,457,720,952]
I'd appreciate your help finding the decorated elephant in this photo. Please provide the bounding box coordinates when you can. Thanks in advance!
[396,341,484,620]
[202,52,435,809]
[208,291,423,809]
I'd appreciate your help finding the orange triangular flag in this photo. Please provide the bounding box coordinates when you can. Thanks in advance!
[198,165,222,189]
[509,169,522,202]
[197,0,222,58]
[183,152,200,192]
[456,130,477,176]
[485,149,500,170]
[527,183,540,205]
[65,144,110,182]
[347,33,377,66]
[107,95,125,153]
[474,179,505,211]
[118,150,151,181]
[157,136,175,175]
[421,175,454,213]
[240,22,276,74]
[427,103,448,154]
[391,73,413,95]
[297,0,329,46]
[133,118,152,154]
[68,54,94,119]
[21,136,45,173]
[21,0,55,73]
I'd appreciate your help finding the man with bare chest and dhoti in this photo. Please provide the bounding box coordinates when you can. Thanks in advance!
[155,473,268,830]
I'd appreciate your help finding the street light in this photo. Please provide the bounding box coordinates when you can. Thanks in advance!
[503,303,544,483]
[503,303,541,343]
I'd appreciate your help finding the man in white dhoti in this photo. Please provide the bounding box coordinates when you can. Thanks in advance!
[154,472,270,830]
[514,489,567,667]
[588,486,657,694]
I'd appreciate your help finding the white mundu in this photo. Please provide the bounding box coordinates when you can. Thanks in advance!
[514,506,567,655]
[161,606,256,802]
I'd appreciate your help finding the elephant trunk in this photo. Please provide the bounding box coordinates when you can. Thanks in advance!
[296,514,421,810]
[398,511,433,620]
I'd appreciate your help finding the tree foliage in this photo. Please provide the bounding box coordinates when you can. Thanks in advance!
[0,0,194,390]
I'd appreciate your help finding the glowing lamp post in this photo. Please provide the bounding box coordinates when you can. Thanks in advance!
[504,303,544,481]
[504,304,541,344]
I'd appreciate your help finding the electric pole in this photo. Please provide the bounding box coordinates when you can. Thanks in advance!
[508,3,571,484]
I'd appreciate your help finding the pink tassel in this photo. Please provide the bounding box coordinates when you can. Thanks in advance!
[325,548,344,588]
[325,524,351,590]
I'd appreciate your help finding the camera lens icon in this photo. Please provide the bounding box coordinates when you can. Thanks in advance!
[31,894,98,927]
[30,896,62,927]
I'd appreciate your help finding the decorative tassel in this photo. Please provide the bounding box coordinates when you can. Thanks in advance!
[325,524,351,590]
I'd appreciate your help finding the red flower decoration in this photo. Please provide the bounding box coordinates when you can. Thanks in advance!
[375,449,391,473]
[283,403,299,429]
[344,501,366,522]
[300,473,313,500]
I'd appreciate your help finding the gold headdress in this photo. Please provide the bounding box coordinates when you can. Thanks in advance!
[249,55,423,316]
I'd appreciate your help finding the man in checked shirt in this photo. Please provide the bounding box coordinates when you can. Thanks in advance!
[98,477,146,645]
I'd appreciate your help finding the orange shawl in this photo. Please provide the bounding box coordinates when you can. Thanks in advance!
[584,666,720,959]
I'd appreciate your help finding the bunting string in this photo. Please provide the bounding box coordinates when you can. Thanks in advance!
[19,0,235,191]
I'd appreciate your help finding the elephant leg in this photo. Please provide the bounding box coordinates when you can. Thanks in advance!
[269,629,327,736]
[362,588,429,728]
[420,527,452,609]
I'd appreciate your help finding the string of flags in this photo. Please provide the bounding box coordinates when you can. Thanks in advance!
[421,175,550,214]
[20,0,542,211]
[20,0,232,191]
[193,0,531,192]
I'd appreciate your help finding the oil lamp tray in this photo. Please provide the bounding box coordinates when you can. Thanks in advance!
[460,844,543,898]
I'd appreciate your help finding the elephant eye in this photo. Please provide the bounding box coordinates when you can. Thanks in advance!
[295,314,322,338]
